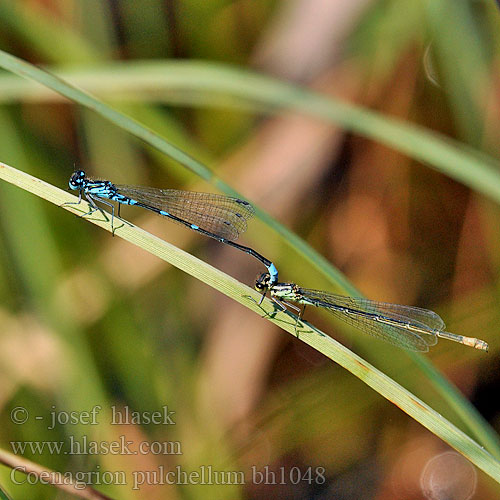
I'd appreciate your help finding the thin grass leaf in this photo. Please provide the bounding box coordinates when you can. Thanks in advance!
[0,50,496,457]
[0,59,497,202]
[0,484,12,500]
[0,448,114,500]
[0,163,499,484]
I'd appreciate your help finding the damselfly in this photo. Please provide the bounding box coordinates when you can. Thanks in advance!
[254,273,488,352]
[68,170,278,284]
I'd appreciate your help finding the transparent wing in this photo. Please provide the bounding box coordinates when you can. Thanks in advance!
[298,288,444,351]
[299,289,445,331]
[116,185,255,241]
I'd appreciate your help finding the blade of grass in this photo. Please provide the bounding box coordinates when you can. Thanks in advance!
[0,50,496,455]
[0,483,12,500]
[0,59,498,202]
[0,448,113,500]
[0,53,497,293]
[0,162,499,483]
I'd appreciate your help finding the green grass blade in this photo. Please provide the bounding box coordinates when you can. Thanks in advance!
[0,55,496,294]
[0,50,495,456]
[0,447,114,499]
[0,51,212,181]
[0,484,12,500]
[0,162,499,484]
[0,59,498,201]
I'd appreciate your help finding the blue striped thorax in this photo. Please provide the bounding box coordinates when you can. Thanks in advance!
[86,181,120,201]
[69,170,130,203]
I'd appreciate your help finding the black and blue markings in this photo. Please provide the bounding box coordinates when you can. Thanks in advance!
[68,170,279,284]
[254,272,489,352]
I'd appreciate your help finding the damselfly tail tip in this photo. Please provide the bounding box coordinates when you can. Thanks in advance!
[463,336,489,352]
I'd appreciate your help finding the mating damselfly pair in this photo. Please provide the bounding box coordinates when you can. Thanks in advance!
[68,170,489,354]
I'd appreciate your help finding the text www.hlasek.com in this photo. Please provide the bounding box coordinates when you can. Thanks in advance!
[10,435,182,456]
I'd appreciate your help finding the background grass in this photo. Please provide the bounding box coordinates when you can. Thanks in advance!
[0,0,499,498]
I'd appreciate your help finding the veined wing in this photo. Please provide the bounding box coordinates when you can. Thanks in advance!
[297,288,444,351]
[116,185,255,241]
[297,288,445,331]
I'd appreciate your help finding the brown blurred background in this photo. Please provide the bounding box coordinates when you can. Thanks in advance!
[0,0,499,498]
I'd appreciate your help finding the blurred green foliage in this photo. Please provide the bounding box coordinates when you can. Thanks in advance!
[0,0,500,498]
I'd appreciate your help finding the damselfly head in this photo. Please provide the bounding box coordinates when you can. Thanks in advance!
[69,170,86,190]
[255,272,271,292]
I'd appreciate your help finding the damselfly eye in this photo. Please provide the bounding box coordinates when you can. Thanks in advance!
[69,170,86,189]
[254,272,270,291]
